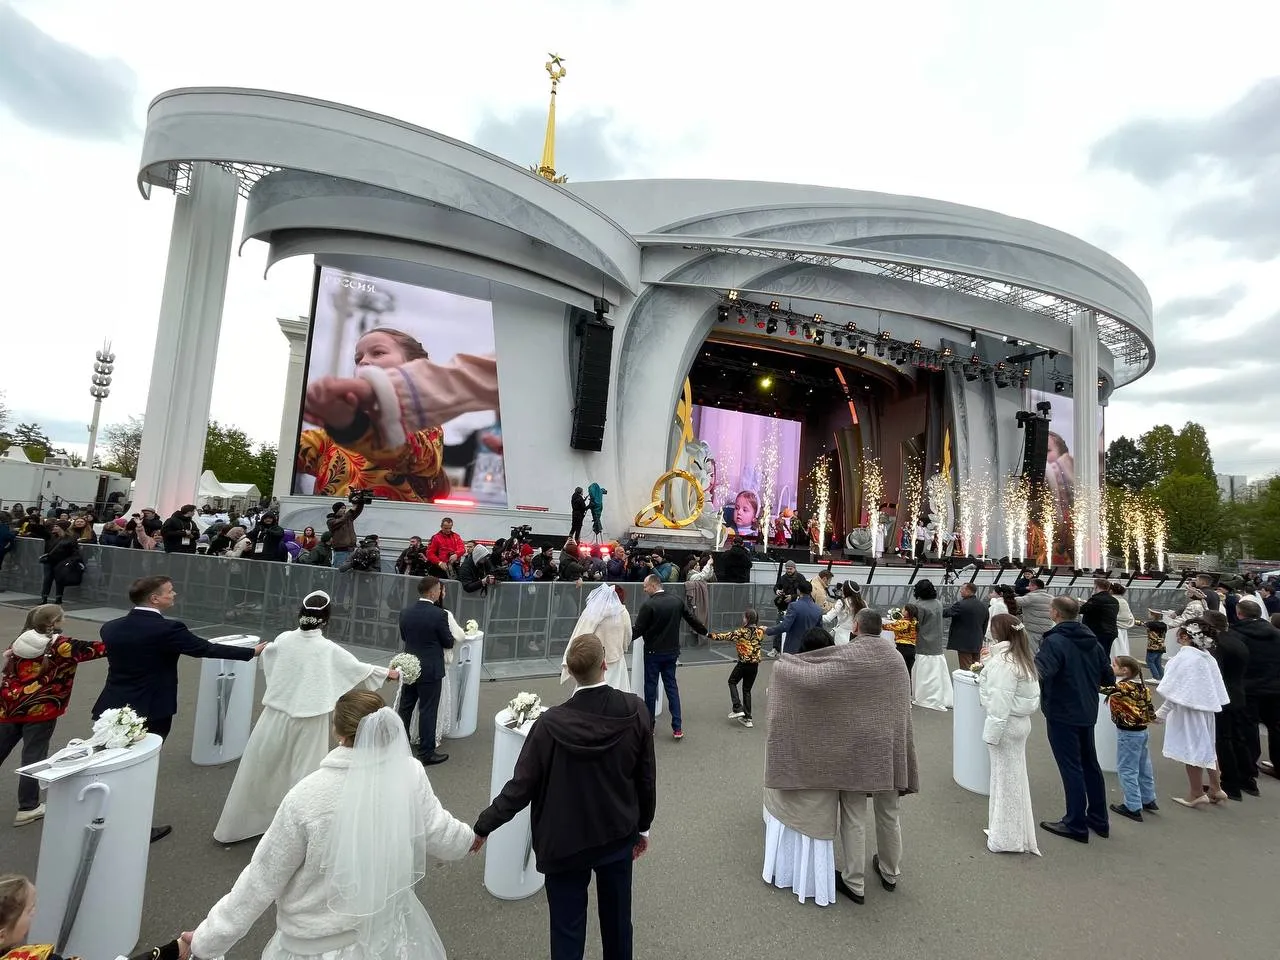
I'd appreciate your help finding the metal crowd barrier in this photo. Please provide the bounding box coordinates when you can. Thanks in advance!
[0,539,1189,677]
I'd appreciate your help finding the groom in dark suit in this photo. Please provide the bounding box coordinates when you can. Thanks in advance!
[397,575,455,765]
[95,575,266,841]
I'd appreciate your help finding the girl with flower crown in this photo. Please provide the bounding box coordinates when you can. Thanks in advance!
[1156,617,1231,809]
[978,613,1042,854]
[214,591,398,844]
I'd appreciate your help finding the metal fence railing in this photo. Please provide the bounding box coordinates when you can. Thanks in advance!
[0,539,1189,677]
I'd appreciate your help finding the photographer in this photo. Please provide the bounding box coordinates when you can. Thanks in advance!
[326,496,367,568]
[557,540,587,583]
[458,543,498,593]
[340,534,382,572]
[395,536,430,577]
[426,517,466,578]
[247,513,286,561]
[531,544,558,581]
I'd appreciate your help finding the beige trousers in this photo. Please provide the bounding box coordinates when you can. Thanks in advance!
[837,790,902,895]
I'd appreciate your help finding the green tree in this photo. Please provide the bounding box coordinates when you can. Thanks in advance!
[204,422,277,497]
[1171,422,1216,481]
[1153,472,1221,553]
[1105,436,1152,492]
[7,423,54,462]
[1138,424,1177,482]
[0,390,9,440]
[101,416,144,477]
[249,444,279,497]
[1240,476,1280,560]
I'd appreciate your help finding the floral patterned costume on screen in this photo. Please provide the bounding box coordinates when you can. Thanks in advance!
[296,422,449,502]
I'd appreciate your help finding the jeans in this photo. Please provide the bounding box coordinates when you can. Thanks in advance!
[1145,650,1165,681]
[727,662,758,718]
[544,850,633,960]
[1046,720,1109,835]
[643,652,681,732]
[0,720,57,809]
[1115,728,1156,810]
[332,549,352,569]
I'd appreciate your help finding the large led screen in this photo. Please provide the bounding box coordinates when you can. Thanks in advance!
[294,266,506,505]
[1026,389,1105,557]
[692,406,802,536]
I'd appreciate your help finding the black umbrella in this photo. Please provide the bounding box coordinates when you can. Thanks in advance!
[56,781,111,953]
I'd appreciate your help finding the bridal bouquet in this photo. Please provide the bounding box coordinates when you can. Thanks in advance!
[389,653,422,685]
[92,707,148,749]
[885,607,903,621]
[464,619,480,636]
[506,692,543,728]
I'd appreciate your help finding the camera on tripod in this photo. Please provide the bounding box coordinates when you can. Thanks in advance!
[509,523,533,542]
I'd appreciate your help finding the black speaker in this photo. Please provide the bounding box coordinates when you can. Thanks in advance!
[570,322,613,450]
[1022,418,1049,485]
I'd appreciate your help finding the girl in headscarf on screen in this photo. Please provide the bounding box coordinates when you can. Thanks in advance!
[303,327,500,503]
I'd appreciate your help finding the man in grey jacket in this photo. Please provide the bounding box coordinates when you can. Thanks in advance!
[1019,579,1055,652]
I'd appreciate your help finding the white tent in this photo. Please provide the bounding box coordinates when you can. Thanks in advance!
[198,470,261,510]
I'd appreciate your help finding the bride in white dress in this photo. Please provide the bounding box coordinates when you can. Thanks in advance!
[561,583,632,691]
[189,691,475,960]
[214,591,394,843]
[978,614,1042,855]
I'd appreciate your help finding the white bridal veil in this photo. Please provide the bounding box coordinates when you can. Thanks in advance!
[325,707,427,919]
[578,583,623,633]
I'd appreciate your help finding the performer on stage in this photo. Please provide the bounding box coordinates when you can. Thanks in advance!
[213,592,395,844]
[189,692,475,960]
[561,584,632,691]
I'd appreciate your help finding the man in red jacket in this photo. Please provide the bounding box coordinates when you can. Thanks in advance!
[426,517,466,578]
[474,634,655,960]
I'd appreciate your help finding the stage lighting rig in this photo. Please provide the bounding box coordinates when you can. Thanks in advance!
[766,318,778,334]
[832,332,843,347]
[727,289,739,301]
[802,324,813,339]
[716,305,729,322]
[857,341,868,356]
[814,330,825,345]
[1054,381,1065,394]
[769,300,781,312]
[787,323,798,336]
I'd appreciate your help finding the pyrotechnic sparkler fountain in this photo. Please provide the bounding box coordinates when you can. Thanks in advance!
[809,455,832,556]
[757,423,781,544]
[974,470,994,558]
[1038,482,1057,565]
[926,471,954,557]
[1002,474,1031,561]
[861,455,885,555]
[1150,504,1168,572]
[1071,486,1089,568]
[903,459,923,556]
[957,474,976,557]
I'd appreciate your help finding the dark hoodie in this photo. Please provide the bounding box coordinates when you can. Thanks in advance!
[1231,616,1280,697]
[1034,619,1115,726]
[474,685,656,874]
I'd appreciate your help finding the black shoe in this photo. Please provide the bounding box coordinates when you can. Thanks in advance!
[1039,820,1088,843]
[1243,784,1261,797]
[1143,801,1160,812]
[1109,803,1143,823]
[833,875,864,904]
[421,753,449,766]
[872,854,896,892]
[1090,823,1110,838]
[1226,791,1244,802]
[150,825,172,843]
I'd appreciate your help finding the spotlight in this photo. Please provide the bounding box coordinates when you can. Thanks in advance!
[875,342,885,357]
[727,289,739,301]
[1054,381,1065,394]
[964,369,979,382]
[766,319,778,334]
[787,324,798,336]
[813,313,823,323]
[716,305,729,323]
[879,330,892,340]
[996,361,1006,371]
[832,333,844,347]
[895,353,907,365]
[1097,377,1105,388]
[814,330,825,345]
[802,324,813,339]
[769,300,781,312]
[911,339,922,349]
[1021,367,1031,378]
[969,328,978,348]
[845,322,857,332]
[941,347,953,358]
[738,312,747,324]
[760,376,773,389]
[970,354,981,365]
[857,341,867,356]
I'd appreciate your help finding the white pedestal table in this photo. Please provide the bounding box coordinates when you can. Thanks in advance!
[191,634,260,766]
[483,709,545,900]
[952,669,990,795]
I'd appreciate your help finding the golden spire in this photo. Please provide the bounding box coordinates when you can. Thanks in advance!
[533,54,568,183]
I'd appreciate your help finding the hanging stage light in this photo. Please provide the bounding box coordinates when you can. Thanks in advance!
[717,305,729,322]
[766,318,778,334]
[787,323,798,336]
[832,332,844,347]
[846,321,857,332]
[813,313,824,323]
[875,342,885,357]
[857,340,868,356]
[941,346,953,358]
[1054,380,1065,394]
[769,300,781,312]
[802,324,813,339]
[727,289,739,301]
[814,330,825,345]
[911,339,922,349]
[738,312,748,324]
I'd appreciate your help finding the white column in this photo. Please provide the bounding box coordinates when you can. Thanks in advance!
[131,163,239,513]
[273,317,310,497]
[1071,309,1102,568]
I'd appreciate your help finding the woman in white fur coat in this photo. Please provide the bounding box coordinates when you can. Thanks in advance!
[214,591,396,844]
[561,583,632,690]
[189,691,475,960]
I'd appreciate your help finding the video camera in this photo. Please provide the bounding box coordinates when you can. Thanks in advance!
[348,489,376,507]
[509,523,533,543]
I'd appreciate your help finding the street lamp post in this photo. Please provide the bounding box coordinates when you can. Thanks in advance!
[86,342,114,466]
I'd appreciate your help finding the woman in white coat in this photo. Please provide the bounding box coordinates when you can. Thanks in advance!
[561,583,632,690]
[189,691,475,960]
[1157,618,1231,809]
[821,582,865,645]
[1109,582,1137,660]
[214,591,395,844]
[978,614,1042,854]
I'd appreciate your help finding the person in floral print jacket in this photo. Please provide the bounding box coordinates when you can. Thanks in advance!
[0,605,106,826]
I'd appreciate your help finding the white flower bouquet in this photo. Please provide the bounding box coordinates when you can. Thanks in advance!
[390,653,422,685]
[506,691,544,728]
[885,607,902,622]
[91,707,148,749]
[464,619,480,636]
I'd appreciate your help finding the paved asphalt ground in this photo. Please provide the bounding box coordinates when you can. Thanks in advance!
[1,604,1279,959]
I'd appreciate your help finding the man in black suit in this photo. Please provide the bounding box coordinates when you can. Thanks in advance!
[474,633,655,960]
[631,574,707,740]
[943,582,988,670]
[397,575,454,765]
[95,575,266,842]
[1080,577,1120,656]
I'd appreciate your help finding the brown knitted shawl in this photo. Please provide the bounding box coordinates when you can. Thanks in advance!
[765,637,919,794]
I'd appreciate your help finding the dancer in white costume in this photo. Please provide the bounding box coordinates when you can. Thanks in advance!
[910,580,953,711]
[560,583,632,691]
[189,692,475,960]
[213,591,394,843]
[1157,618,1231,809]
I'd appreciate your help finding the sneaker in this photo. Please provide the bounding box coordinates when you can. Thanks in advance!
[1109,802,1143,823]
[1143,801,1160,813]
[14,805,44,827]
[739,717,754,728]
[727,710,745,720]
[765,649,780,659]
[672,729,684,740]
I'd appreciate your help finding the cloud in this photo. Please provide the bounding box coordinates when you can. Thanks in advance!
[1090,77,1280,185]
[471,107,637,181]
[1173,173,1280,260]
[0,5,137,141]
[1157,284,1248,324]
[1124,362,1273,407]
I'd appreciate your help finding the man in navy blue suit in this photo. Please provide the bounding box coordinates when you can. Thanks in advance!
[397,575,455,765]
[95,574,266,841]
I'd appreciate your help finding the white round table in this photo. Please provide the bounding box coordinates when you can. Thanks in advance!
[1095,694,1118,773]
[952,669,990,795]
[191,634,260,766]
[483,709,545,900]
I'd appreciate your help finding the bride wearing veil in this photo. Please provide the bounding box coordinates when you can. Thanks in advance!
[560,584,631,691]
[187,690,475,960]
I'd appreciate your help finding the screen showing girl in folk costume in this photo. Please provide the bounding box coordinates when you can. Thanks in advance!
[691,406,802,537]
[1025,389,1105,562]
[295,267,507,505]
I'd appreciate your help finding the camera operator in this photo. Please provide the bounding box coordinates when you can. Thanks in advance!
[326,495,367,568]
[458,543,499,594]
[395,536,431,577]
[557,540,587,582]
[627,547,654,583]
[530,544,558,581]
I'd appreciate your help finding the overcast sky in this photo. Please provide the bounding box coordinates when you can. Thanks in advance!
[2,0,1277,477]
